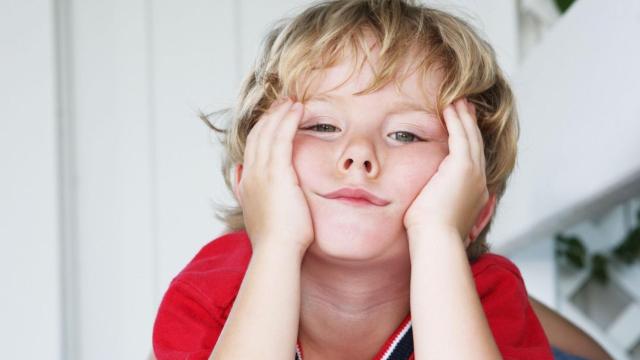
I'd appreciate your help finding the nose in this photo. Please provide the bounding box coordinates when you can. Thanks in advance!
[337,140,380,178]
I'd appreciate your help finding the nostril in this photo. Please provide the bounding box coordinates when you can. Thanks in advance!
[344,158,353,170]
[364,160,371,172]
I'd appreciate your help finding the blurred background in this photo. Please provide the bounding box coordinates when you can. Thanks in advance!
[2,0,640,359]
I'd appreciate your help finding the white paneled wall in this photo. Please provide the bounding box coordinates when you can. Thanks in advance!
[69,0,155,358]
[1,1,62,359]
[151,0,238,310]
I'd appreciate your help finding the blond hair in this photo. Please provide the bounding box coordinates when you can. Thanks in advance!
[202,0,519,260]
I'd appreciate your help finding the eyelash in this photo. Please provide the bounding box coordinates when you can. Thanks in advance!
[305,124,339,133]
[389,131,421,143]
[303,123,424,143]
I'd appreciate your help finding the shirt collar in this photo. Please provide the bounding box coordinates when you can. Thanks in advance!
[295,313,413,360]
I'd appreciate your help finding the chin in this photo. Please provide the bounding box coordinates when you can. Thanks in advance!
[307,213,405,262]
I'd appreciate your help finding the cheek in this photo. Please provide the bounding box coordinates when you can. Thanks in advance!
[391,147,447,205]
[292,136,331,188]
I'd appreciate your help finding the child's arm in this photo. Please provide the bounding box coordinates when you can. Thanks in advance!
[408,227,501,359]
[210,99,312,359]
[403,99,505,358]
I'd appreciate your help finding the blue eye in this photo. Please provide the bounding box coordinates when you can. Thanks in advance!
[305,124,340,132]
[388,131,422,143]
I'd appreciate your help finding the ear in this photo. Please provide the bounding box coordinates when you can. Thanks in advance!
[233,164,244,207]
[464,193,497,248]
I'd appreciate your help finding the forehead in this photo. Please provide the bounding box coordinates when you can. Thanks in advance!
[301,45,443,114]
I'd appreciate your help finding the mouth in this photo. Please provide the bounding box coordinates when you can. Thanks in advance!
[321,187,390,207]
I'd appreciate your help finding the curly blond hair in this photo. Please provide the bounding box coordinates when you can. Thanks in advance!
[202,0,519,260]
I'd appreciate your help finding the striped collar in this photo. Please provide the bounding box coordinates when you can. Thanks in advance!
[294,313,414,360]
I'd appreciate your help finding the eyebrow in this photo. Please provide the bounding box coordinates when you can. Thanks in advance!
[306,93,435,115]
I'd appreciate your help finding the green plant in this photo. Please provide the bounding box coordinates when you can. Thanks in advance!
[554,0,576,14]
[555,207,640,284]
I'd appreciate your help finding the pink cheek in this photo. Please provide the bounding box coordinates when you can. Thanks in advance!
[292,136,332,184]
[292,136,317,164]
[392,154,443,200]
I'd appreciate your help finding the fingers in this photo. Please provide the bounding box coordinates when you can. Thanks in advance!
[445,98,485,170]
[244,99,288,168]
[244,117,265,169]
[256,99,295,168]
[454,99,485,169]
[272,102,304,169]
[467,101,486,170]
[242,97,304,176]
[442,102,469,158]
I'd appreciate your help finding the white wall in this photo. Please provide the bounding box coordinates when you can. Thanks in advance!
[68,0,156,358]
[427,0,519,77]
[151,0,239,307]
[0,0,62,359]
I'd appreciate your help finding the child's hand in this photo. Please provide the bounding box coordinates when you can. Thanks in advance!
[403,98,490,246]
[236,98,315,257]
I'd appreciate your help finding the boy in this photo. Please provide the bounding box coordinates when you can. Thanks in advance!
[153,0,553,359]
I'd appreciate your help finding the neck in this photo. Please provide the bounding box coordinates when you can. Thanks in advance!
[298,248,411,359]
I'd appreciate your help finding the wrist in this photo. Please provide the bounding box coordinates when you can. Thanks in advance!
[407,225,465,256]
[407,224,460,241]
[251,237,307,263]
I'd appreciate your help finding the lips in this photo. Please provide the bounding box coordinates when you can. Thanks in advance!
[322,187,390,206]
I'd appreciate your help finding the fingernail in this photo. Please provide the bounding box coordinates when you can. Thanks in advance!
[291,102,302,111]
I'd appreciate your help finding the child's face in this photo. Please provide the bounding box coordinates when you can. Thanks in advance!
[293,50,450,261]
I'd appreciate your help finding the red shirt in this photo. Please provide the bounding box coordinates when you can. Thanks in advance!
[153,231,553,359]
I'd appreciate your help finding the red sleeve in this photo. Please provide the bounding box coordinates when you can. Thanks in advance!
[475,257,554,360]
[152,232,251,360]
[152,279,224,360]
